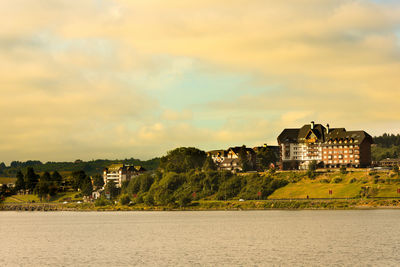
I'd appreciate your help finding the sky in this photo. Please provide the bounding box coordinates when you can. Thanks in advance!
[1,0,400,163]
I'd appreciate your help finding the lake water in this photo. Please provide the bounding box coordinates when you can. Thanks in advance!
[1,210,400,266]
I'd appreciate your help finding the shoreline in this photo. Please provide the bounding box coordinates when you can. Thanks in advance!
[2,198,400,211]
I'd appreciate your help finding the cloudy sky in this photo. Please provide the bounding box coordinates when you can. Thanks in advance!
[1,0,400,163]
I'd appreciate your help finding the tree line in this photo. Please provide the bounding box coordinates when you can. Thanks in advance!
[0,157,160,177]
[372,133,400,161]
[10,168,106,201]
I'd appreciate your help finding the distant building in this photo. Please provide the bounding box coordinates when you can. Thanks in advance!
[207,150,227,165]
[207,146,256,172]
[103,164,146,188]
[278,121,373,170]
[379,158,400,168]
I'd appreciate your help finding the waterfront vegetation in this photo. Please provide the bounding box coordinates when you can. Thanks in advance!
[2,138,400,210]
[2,167,400,211]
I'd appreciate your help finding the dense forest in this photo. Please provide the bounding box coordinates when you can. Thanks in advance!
[0,158,160,177]
[372,133,400,161]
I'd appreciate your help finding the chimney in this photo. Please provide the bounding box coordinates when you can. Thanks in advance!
[311,121,315,129]
[326,123,330,133]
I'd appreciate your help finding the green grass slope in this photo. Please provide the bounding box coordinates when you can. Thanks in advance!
[269,171,400,199]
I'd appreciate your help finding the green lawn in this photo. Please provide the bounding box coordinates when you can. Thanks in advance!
[4,191,82,203]
[4,194,40,203]
[269,171,400,199]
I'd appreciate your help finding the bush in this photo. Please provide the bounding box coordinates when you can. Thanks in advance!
[333,178,342,183]
[340,166,347,175]
[95,197,112,207]
[320,179,330,184]
[177,193,192,207]
[307,170,316,180]
[144,194,154,206]
[119,194,131,205]
[349,178,357,183]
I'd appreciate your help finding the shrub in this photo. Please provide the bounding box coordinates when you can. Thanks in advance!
[95,197,112,207]
[144,194,154,206]
[119,194,131,205]
[320,179,330,184]
[333,178,342,183]
[340,166,347,175]
[349,178,357,183]
[307,170,316,180]
[177,193,192,207]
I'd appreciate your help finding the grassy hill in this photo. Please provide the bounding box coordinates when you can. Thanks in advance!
[269,170,400,199]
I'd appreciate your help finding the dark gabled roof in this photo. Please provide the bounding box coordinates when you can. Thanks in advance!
[325,129,373,145]
[220,158,240,164]
[278,124,326,143]
[277,129,300,143]
[207,149,227,156]
[228,146,255,155]
[298,124,326,142]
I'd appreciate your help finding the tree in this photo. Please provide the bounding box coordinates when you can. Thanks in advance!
[80,178,93,197]
[340,165,347,175]
[35,172,58,200]
[25,167,39,193]
[119,194,131,205]
[256,147,278,171]
[35,180,49,201]
[238,146,251,172]
[104,180,118,199]
[307,160,317,179]
[51,171,63,185]
[71,171,87,190]
[202,156,217,171]
[393,165,399,175]
[15,170,25,191]
[92,174,104,188]
[41,172,51,182]
[0,162,6,170]
[159,147,207,173]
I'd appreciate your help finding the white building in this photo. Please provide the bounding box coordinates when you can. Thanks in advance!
[103,164,146,188]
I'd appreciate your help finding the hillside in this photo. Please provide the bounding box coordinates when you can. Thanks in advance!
[269,170,400,199]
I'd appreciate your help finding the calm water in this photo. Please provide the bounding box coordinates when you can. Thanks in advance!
[1,210,400,266]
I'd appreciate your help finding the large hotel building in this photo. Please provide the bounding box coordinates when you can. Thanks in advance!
[277,122,373,170]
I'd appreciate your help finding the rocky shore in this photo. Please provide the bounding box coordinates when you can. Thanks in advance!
[2,198,400,211]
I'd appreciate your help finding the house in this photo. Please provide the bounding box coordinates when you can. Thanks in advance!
[379,158,400,168]
[207,146,257,172]
[207,150,227,164]
[103,164,146,188]
[278,121,373,170]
